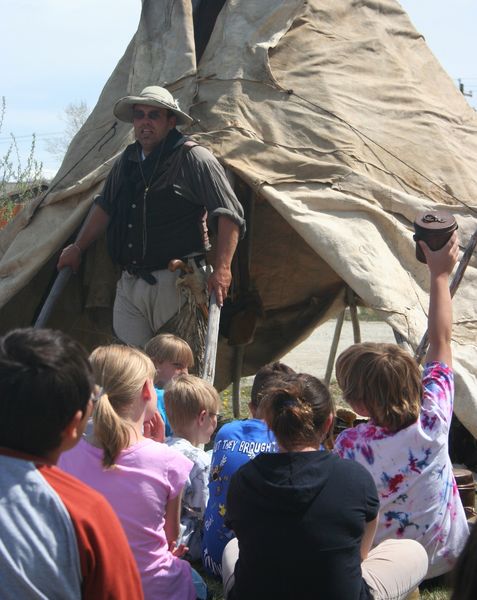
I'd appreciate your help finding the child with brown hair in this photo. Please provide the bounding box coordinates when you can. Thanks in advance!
[144,333,194,437]
[202,362,294,577]
[333,233,468,579]
[165,374,221,561]
[223,372,428,600]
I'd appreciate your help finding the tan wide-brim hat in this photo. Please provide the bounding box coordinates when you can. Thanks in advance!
[113,86,193,126]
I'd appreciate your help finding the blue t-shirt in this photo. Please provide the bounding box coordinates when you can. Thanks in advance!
[155,387,173,437]
[202,419,278,577]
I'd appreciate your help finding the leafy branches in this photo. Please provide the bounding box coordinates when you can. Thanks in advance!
[0,96,45,223]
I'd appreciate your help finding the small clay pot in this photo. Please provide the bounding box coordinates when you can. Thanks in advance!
[453,467,476,509]
[413,211,458,263]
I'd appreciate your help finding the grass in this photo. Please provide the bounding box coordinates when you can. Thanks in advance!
[199,570,450,600]
[421,591,450,600]
[197,563,450,600]
[219,379,346,424]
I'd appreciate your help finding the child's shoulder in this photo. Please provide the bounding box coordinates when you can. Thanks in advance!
[420,361,454,424]
[333,420,394,459]
[422,361,454,403]
[423,361,453,382]
[167,436,210,466]
[216,418,267,439]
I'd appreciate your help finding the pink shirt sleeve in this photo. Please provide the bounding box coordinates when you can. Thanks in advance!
[164,446,194,499]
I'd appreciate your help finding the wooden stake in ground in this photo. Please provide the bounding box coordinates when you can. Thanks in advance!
[202,291,221,384]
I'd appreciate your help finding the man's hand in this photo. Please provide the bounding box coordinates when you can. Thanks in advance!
[208,216,240,307]
[57,244,83,273]
[207,265,232,307]
[57,204,111,273]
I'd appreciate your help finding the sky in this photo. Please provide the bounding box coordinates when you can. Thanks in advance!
[1,0,476,178]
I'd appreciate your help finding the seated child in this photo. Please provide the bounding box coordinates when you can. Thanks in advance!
[202,362,294,577]
[0,329,142,600]
[165,373,220,561]
[333,233,469,579]
[59,345,207,600]
[223,373,428,600]
[145,333,194,437]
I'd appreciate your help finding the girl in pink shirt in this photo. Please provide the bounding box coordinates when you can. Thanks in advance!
[59,345,207,600]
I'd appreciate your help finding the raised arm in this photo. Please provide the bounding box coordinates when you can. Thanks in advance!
[57,204,110,273]
[420,232,459,367]
[207,215,240,307]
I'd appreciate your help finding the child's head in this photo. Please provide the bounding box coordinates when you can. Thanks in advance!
[144,333,194,386]
[90,344,156,467]
[250,361,296,417]
[0,327,93,458]
[164,374,220,445]
[260,373,334,451]
[336,342,421,433]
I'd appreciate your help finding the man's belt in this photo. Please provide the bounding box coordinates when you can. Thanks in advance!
[124,265,158,284]
[124,254,206,285]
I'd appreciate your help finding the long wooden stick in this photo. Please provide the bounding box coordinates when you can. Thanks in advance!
[346,286,361,343]
[34,267,72,328]
[232,346,245,418]
[414,228,477,364]
[34,203,98,329]
[202,291,221,384]
[324,308,345,386]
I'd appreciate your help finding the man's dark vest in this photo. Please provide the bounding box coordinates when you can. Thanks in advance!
[107,131,206,271]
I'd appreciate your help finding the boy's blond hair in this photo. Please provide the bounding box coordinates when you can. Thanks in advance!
[336,342,421,433]
[144,333,194,367]
[164,374,220,431]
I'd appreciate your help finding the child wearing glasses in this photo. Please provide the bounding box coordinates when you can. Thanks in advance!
[59,345,208,600]
[165,374,220,561]
[145,333,194,437]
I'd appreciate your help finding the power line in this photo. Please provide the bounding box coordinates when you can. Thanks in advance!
[0,131,63,144]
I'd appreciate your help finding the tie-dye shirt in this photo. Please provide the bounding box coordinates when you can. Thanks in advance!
[334,361,469,578]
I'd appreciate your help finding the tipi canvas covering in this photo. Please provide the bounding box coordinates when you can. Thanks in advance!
[1,0,477,433]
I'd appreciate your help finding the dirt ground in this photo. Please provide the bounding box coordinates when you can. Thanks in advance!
[280,319,396,379]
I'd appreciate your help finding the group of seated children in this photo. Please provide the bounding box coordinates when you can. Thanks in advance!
[217,232,469,599]
[1,231,473,599]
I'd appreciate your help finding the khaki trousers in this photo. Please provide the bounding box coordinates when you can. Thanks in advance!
[222,537,428,600]
[113,269,184,347]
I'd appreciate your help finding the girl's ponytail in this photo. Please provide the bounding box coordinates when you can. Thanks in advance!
[90,345,156,468]
[261,374,334,451]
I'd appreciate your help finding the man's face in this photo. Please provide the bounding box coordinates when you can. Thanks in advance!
[132,104,176,155]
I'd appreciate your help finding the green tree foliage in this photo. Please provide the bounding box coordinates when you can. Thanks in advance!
[0,96,44,223]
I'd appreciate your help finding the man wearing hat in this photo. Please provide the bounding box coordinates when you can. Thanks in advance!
[58,86,245,347]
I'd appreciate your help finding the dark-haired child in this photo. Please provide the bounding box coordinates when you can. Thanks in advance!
[0,329,142,599]
[202,362,294,577]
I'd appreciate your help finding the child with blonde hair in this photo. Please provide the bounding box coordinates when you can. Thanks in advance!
[59,345,207,600]
[334,233,468,579]
[145,333,194,436]
[165,374,220,561]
